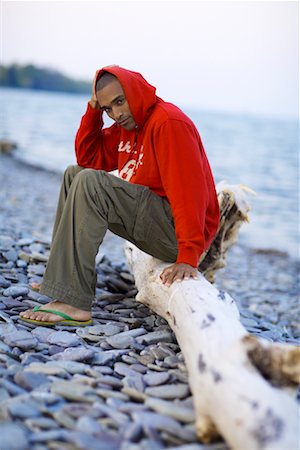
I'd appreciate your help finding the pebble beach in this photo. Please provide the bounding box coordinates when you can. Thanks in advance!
[0,153,299,450]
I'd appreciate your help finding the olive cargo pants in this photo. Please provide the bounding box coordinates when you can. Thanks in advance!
[40,165,178,310]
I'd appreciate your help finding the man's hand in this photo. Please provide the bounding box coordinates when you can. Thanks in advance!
[160,263,198,287]
[89,70,102,110]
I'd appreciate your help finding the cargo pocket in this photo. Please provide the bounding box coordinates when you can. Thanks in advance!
[132,187,154,242]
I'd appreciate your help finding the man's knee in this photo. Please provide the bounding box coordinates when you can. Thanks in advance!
[64,165,85,182]
[73,168,106,193]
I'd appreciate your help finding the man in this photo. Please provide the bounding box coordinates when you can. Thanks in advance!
[20,65,220,326]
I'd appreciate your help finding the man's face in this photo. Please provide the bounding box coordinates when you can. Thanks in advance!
[96,78,136,131]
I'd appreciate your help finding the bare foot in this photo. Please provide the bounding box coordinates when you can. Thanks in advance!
[19,300,91,323]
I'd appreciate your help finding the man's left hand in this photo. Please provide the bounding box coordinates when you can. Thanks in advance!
[160,263,198,287]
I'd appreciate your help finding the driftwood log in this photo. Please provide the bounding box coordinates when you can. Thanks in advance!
[125,182,300,450]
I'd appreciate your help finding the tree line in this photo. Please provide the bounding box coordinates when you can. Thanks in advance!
[0,64,90,94]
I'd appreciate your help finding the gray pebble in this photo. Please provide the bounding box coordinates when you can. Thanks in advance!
[51,347,95,361]
[69,430,122,450]
[3,286,29,297]
[0,235,15,250]
[46,330,81,347]
[8,399,41,419]
[146,397,195,423]
[0,421,29,450]
[76,416,105,434]
[136,330,174,345]
[24,362,68,377]
[4,249,18,262]
[14,371,50,390]
[122,372,145,392]
[0,275,11,288]
[4,330,38,350]
[106,334,136,349]
[31,326,56,342]
[145,384,190,400]
[51,380,98,403]
[25,417,59,430]
[114,362,137,377]
[143,371,170,387]
[28,429,70,444]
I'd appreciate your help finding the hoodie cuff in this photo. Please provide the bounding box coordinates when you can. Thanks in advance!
[85,102,104,126]
[176,246,202,268]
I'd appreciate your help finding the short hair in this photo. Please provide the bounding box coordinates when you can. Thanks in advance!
[96,72,118,92]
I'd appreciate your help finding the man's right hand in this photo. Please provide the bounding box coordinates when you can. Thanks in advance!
[89,70,101,110]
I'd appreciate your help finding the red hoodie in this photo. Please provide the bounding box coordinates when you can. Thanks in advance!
[75,66,220,267]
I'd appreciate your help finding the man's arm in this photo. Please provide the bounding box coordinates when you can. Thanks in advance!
[74,71,120,170]
[154,119,219,285]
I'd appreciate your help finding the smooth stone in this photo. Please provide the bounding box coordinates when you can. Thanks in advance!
[145,384,190,400]
[69,430,122,450]
[31,326,56,342]
[241,317,259,327]
[94,403,130,424]
[91,351,118,365]
[106,334,136,349]
[76,416,104,434]
[52,409,77,429]
[2,297,24,308]
[0,378,27,396]
[0,275,11,288]
[54,360,90,374]
[0,387,10,402]
[96,388,129,401]
[17,237,35,246]
[51,347,95,361]
[4,330,38,350]
[87,323,123,336]
[3,286,29,297]
[29,243,44,253]
[129,363,148,374]
[121,386,146,402]
[114,362,137,377]
[136,330,175,345]
[98,375,123,389]
[25,362,68,377]
[4,249,18,262]
[18,251,31,263]
[28,429,70,443]
[8,399,41,419]
[30,251,48,262]
[123,422,144,442]
[0,235,15,250]
[14,371,50,390]
[143,371,170,386]
[25,417,59,430]
[146,397,195,423]
[122,372,145,392]
[118,401,149,413]
[132,411,194,440]
[46,331,81,348]
[51,380,98,402]
[0,422,29,450]
[17,260,28,269]
[28,264,45,276]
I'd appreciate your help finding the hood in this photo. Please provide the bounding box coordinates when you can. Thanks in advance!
[95,65,157,128]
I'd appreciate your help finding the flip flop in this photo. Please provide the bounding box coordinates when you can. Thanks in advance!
[19,306,93,327]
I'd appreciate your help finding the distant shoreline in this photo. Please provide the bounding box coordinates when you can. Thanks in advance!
[0,63,90,95]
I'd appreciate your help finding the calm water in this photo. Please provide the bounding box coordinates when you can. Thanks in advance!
[1,87,299,259]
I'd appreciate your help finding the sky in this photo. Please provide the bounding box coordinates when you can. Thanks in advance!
[1,0,299,118]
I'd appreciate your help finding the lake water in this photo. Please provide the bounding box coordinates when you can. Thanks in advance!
[1,87,299,259]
